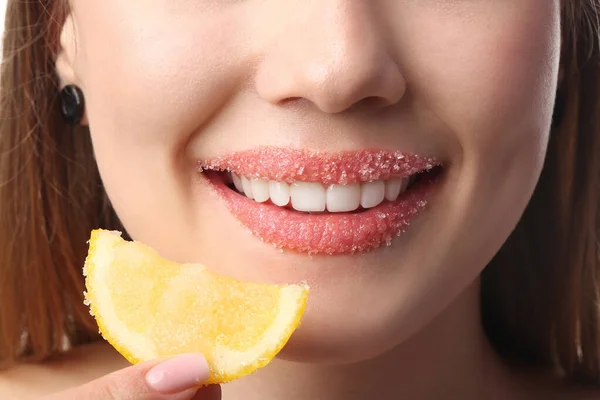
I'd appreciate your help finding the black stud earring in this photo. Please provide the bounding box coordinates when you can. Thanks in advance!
[60,84,85,125]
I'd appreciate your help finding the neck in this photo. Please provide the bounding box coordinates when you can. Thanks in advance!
[223,278,522,400]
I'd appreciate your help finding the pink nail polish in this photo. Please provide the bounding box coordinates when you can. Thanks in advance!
[145,354,210,393]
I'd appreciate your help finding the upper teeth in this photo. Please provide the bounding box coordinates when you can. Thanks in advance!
[231,172,410,213]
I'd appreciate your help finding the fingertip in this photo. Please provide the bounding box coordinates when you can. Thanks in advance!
[145,354,211,394]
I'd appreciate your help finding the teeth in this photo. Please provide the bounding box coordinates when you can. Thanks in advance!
[326,183,361,212]
[241,176,254,199]
[231,173,244,193]
[251,178,270,203]
[290,182,326,212]
[230,174,413,212]
[384,177,409,202]
[269,181,290,206]
[385,178,402,202]
[360,180,385,209]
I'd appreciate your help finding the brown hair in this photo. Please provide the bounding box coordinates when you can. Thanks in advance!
[0,1,123,368]
[482,1,600,384]
[0,0,598,384]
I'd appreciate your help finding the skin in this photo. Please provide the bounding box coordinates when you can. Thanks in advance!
[45,0,568,398]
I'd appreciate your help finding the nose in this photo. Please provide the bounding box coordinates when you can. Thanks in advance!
[255,1,406,114]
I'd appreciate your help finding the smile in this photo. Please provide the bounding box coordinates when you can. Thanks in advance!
[199,147,442,255]
[228,172,415,213]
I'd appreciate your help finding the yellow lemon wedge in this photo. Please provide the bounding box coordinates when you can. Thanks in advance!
[83,229,309,385]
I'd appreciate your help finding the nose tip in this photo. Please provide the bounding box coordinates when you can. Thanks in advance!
[254,5,406,114]
[258,55,406,114]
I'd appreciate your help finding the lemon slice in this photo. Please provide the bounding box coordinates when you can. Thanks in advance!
[83,229,309,384]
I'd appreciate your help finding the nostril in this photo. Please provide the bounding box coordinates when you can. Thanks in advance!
[276,95,394,115]
[346,95,397,114]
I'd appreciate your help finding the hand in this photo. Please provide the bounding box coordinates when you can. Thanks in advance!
[40,354,221,400]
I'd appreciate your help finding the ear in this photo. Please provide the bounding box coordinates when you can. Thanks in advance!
[55,14,79,89]
[55,14,89,125]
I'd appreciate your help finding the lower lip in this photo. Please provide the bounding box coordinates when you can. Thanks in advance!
[205,172,439,255]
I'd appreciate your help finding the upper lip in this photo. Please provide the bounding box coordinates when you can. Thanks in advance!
[198,146,440,185]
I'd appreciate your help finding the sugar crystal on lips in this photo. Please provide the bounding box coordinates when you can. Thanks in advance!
[201,147,441,255]
[198,146,439,185]
[211,178,435,255]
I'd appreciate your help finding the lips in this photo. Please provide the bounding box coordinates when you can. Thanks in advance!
[199,147,437,185]
[199,147,441,255]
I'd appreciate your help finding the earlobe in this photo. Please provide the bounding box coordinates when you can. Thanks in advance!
[55,14,78,89]
[55,14,88,126]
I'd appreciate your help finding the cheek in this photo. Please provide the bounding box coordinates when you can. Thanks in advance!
[67,2,254,258]
[71,2,247,149]
[387,2,561,294]
[402,1,560,173]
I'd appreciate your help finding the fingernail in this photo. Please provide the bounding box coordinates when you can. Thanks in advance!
[145,354,210,393]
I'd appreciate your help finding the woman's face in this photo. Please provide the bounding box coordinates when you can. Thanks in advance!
[58,1,560,362]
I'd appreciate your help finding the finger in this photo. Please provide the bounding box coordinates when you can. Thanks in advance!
[41,353,215,400]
